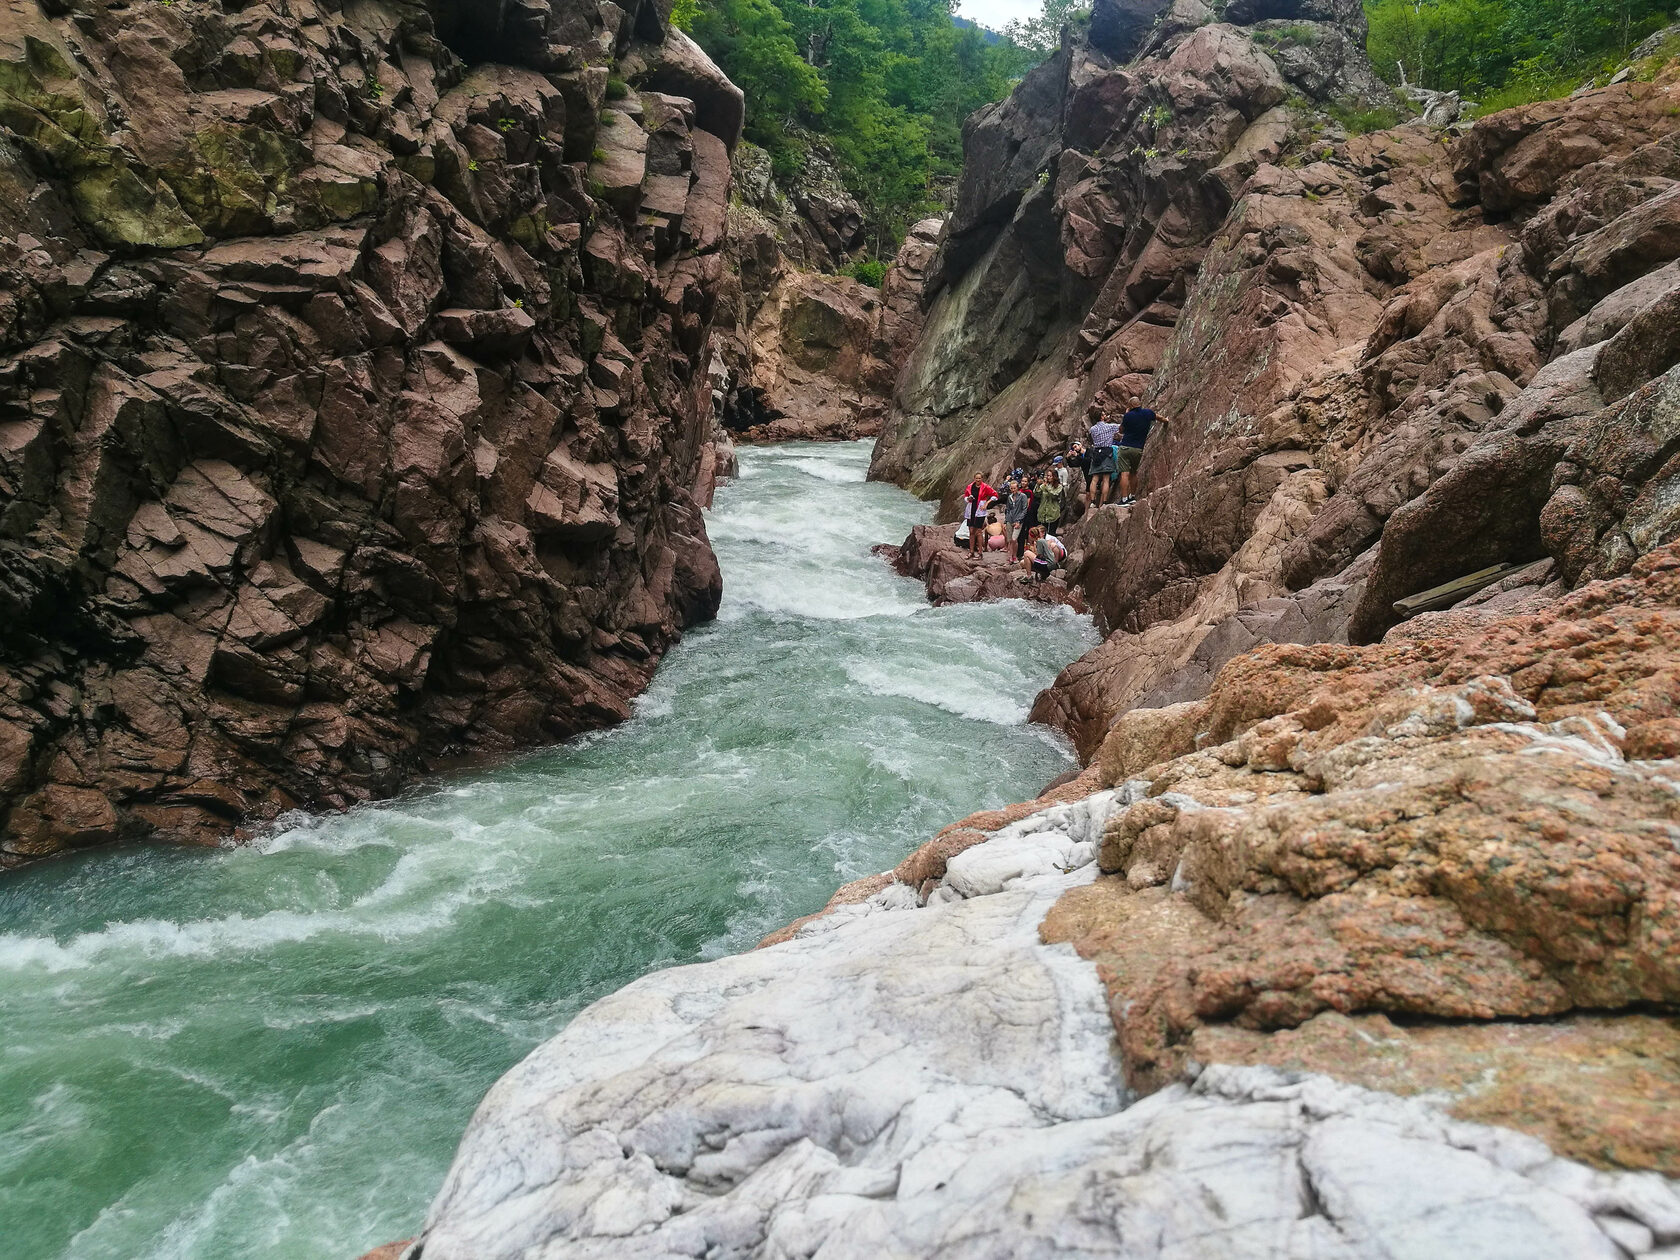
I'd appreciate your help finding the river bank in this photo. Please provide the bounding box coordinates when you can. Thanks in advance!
[0,443,1096,1260]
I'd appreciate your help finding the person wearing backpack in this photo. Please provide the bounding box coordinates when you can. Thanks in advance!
[1085,403,1121,508]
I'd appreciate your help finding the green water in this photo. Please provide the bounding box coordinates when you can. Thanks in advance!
[0,441,1098,1259]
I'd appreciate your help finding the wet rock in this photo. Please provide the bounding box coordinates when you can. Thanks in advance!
[1043,542,1680,1123]
[412,786,1680,1257]
[888,522,1088,613]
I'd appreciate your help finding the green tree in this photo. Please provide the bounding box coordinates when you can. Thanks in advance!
[1364,0,1671,105]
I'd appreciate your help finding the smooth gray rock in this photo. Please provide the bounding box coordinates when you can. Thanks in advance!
[416,798,1680,1259]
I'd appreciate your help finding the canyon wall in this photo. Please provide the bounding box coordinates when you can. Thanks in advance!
[375,14,1680,1254]
[0,0,740,865]
[871,0,1680,763]
[709,139,940,442]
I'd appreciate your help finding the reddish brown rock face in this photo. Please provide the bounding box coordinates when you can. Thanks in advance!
[1040,543,1680,1145]
[0,0,740,865]
[884,9,1680,752]
[710,152,940,445]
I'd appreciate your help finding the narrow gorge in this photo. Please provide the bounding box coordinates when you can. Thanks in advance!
[2,0,1678,1256]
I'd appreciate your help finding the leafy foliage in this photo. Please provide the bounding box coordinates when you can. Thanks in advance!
[1003,0,1090,57]
[844,258,889,286]
[683,0,1041,255]
[1325,99,1403,132]
[1364,0,1673,109]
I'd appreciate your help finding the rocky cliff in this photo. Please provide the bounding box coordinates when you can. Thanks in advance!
[708,139,940,442]
[868,0,1680,768]
[361,11,1680,1253]
[0,0,741,865]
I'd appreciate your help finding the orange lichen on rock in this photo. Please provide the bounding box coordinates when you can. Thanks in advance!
[1042,543,1680,1170]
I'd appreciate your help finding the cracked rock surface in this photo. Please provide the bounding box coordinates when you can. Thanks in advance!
[0,0,736,864]
[413,793,1679,1259]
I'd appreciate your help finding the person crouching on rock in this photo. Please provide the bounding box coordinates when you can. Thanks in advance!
[1085,403,1121,508]
[1020,525,1067,582]
[1115,395,1169,506]
[963,472,996,557]
[985,505,1009,552]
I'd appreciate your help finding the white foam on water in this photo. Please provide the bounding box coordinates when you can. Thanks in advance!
[0,840,527,974]
[778,454,868,483]
[2,440,1102,1260]
[843,658,1031,725]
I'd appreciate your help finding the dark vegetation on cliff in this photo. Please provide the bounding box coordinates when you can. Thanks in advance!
[0,0,739,865]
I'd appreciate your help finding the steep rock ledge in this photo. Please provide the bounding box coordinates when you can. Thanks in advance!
[0,0,741,865]
[868,0,1680,761]
[709,142,939,443]
[397,733,1678,1256]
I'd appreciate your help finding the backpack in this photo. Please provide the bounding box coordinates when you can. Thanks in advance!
[1037,482,1062,522]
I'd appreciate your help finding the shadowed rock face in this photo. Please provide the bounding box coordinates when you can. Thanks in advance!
[0,0,741,865]
[708,140,939,444]
[870,0,1390,515]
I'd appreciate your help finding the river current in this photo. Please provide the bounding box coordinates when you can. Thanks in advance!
[0,441,1098,1259]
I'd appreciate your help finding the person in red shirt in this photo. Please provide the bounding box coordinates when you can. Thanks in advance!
[962,473,996,557]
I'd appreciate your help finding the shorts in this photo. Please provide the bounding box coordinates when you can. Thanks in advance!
[1115,445,1142,473]
[1090,448,1118,477]
[1031,559,1052,578]
[986,534,1006,550]
[967,516,987,532]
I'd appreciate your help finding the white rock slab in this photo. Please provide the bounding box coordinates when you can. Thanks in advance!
[415,798,1680,1260]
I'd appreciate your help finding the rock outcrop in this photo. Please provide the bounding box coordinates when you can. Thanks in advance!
[398,695,1680,1255]
[878,521,1087,612]
[867,0,1680,760]
[871,0,1387,511]
[0,0,740,865]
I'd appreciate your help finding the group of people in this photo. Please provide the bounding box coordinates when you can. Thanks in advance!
[957,394,1168,582]
[959,462,1071,582]
[1073,396,1164,509]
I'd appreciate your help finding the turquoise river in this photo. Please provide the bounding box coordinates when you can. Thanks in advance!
[0,441,1098,1259]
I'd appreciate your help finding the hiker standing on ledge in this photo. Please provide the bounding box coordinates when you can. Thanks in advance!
[1115,396,1168,506]
[1085,404,1120,509]
[962,472,996,558]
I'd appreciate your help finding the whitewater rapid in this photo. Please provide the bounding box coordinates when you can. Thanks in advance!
[0,442,1098,1259]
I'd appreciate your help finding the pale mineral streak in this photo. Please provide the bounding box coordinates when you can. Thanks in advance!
[412,795,1679,1259]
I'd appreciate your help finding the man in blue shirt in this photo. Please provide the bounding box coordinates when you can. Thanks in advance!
[1115,396,1168,506]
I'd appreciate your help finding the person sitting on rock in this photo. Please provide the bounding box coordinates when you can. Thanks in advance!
[1019,525,1067,582]
[1085,404,1121,508]
[1115,396,1169,506]
[962,472,997,557]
